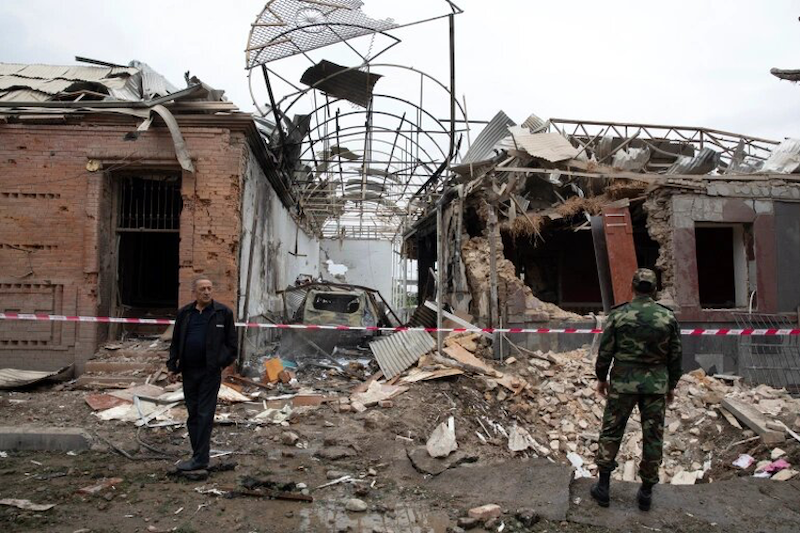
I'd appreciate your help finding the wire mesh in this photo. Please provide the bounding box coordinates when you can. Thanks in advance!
[733,312,800,394]
[247,0,397,66]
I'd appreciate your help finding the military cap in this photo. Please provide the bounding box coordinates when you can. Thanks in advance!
[632,268,657,292]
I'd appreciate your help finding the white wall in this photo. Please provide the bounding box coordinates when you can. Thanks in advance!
[320,238,394,302]
[239,147,320,326]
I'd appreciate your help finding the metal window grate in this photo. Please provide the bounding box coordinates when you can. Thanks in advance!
[117,175,182,231]
[733,312,800,394]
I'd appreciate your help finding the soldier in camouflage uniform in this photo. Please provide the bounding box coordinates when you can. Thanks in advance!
[590,268,683,511]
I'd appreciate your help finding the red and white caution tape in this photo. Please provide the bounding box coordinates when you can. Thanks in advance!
[1,312,799,336]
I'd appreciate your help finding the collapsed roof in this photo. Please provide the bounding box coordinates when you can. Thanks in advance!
[0,60,182,103]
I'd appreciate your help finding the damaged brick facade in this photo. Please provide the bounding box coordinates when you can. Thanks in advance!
[0,115,269,372]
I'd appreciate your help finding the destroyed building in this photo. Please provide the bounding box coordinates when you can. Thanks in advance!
[405,114,800,388]
[0,60,321,372]
[1,0,799,395]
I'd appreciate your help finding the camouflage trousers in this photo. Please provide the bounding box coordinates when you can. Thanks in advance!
[595,392,666,484]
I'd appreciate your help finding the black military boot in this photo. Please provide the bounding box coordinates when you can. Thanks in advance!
[637,482,654,511]
[590,471,611,507]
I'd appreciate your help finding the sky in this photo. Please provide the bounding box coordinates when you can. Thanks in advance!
[1,0,798,141]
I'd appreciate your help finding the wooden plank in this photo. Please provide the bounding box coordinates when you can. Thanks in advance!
[442,344,501,377]
[720,398,785,445]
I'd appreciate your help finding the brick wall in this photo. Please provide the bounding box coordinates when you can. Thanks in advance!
[0,119,247,372]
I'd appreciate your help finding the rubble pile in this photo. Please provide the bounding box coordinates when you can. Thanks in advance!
[509,346,800,484]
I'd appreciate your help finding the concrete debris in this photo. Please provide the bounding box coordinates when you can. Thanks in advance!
[468,504,502,521]
[517,350,800,483]
[254,405,293,424]
[508,424,549,455]
[281,431,300,446]
[566,452,592,479]
[0,498,56,511]
[721,397,786,445]
[77,477,124,495]
[406,446,475,476]
[670,470,700,485]
[426,416,457,458]
[350,380,409,408]
[344,498,368,512]
[771,469,798,481]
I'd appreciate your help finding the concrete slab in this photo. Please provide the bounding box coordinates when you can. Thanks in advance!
[0,426,92,452]
[569,477,800,533]
[423,459,572,521]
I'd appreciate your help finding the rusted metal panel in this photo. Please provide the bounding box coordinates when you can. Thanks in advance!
[602,206,637,305]
[369,329,435,379]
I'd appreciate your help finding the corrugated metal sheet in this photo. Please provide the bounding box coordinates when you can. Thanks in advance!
[0,76,74,94]
[0,61,176,102]
[405,304,436,328]
[0,89,50,102]
[300,60,382,108]
[130,61,178,99]
[666,147,720,175]
[0,63,25,76]
[461,110,516,164]
[15,64,71,78]
[611,147,651,171]
[521,113,548,133]
[507,128,580,163]
[760,138,800,174]
[0,366,71,389]
[369,330,436,379]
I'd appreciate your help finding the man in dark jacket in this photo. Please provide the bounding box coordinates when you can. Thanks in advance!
[167,276,237,471]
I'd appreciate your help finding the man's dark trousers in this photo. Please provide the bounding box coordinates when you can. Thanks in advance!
[182,366,221,465]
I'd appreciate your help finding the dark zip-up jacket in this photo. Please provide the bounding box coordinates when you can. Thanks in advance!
[167,300,237,373]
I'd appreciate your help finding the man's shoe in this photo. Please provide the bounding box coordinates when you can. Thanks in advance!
[590,472,611,507]
[176,458,208,472]
[637,483,653,511]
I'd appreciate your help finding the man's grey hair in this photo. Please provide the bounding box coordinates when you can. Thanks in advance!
[191,275,213,290]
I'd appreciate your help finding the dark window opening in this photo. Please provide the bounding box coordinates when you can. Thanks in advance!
[503,226,603,314]
[312,294,360,313]
[695,226,737,308]
[116,174,181,310]
[464,205,483,238]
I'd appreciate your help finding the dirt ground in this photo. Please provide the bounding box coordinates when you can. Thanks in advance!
[2,335,800,533]
[2,368,799,533]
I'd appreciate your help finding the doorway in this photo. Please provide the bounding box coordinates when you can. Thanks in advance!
[114,174,182,326]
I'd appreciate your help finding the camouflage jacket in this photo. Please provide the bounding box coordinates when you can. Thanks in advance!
[596,295,683,395]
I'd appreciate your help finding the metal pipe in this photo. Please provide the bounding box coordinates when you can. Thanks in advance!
[448,13,456,163]
[436,203,444,355]
[261,64,287,163]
